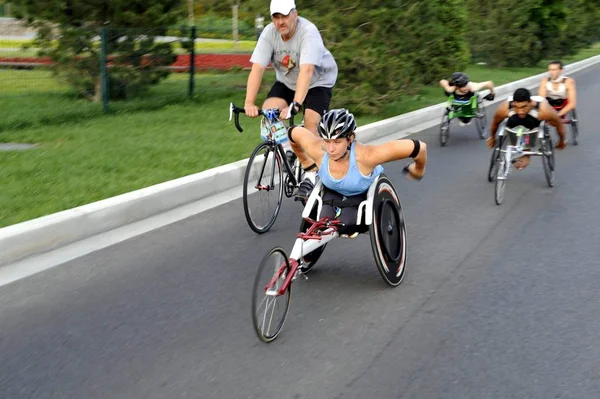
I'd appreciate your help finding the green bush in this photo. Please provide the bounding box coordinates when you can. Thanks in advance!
[301,0,470,113]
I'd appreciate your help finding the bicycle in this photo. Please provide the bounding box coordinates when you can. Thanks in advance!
[490,121,555,205]
[251,173,407,342]
[440,92,493,146]
[230,102,304,234]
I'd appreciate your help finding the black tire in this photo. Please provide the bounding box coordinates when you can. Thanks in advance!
[369,175,407,287]
[542,128,556,187]
[298,203,327,274]
[487,135,505,183]
[494,158,507,205]
[440,111,450,147]
[251,247,292,343]
[475,97,487,139]
[570,109,579,146]
[243,142,284,234]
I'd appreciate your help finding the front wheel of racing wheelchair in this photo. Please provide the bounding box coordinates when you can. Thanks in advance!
[251,173,407,342]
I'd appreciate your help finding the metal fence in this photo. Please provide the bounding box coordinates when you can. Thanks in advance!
[0,20,255,132]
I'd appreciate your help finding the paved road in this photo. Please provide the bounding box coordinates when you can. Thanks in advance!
[1,65,599,399]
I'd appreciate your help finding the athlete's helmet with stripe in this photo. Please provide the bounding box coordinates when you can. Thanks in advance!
[317,108,357,140]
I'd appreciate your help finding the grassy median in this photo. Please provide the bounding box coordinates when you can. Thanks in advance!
[1,43,599,228]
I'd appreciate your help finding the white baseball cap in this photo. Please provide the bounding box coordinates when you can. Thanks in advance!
[270,0,296,16]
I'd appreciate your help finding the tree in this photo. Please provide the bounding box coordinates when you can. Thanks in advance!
[8,0,184,101]
[243,0,469,113]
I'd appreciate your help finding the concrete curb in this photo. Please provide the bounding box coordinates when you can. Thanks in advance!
[1,54,599,267]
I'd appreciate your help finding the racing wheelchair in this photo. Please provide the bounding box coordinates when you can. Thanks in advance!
[251,173,407,343]
[440,92,493,146]
[487,121,555,205]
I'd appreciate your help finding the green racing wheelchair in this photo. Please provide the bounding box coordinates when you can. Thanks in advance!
[439,92,494,146]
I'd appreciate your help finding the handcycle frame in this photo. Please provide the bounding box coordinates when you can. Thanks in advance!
[252,173,407,342]
[440,92,489,146]
[230,102,304,234]
[490,121,555,205]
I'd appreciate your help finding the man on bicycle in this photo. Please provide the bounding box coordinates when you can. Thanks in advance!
[537,60,577,119]
[288,109,427,238]
[244,0,338,200]
[487,88,567,169]
[439,72,496,125]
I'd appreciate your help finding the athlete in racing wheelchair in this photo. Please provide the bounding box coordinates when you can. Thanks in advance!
[251,108,427,342]
[537,60,579,145]
[438,72,496,146]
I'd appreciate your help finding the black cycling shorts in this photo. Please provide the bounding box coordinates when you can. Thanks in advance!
[267,81,333,117]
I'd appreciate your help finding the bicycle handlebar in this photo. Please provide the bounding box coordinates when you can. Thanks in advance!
[229,102,295,133]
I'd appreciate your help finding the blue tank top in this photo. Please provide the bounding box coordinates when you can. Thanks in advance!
[318,142,384,196]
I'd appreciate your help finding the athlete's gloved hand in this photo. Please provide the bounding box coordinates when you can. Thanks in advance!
[484,93,495,101]
[402,163,425,181]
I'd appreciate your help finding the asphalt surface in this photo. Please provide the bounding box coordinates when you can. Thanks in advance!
[1,65,599,399]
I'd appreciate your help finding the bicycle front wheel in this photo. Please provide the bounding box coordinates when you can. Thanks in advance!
[243,142,284,234]
[251,247,293,343]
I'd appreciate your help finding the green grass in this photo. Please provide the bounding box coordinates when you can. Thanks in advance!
[1,43,600,228]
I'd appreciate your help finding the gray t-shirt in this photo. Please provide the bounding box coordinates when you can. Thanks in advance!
[250,16,338,90]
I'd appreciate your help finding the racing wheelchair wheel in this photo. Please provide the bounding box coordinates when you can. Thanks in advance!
[475,96,488,139]
[570,109,579,146]
[251,247,292,343]
[488,135,507,183]
[439,110,450,147]
[541,125,555,187]
[369,174,407,287]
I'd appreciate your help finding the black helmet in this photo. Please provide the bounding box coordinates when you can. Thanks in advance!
[317,108,357,140]
[450,72,469,88]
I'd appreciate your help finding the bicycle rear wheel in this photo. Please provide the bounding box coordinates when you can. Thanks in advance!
[251,247,292,343]
[243,142,284,234]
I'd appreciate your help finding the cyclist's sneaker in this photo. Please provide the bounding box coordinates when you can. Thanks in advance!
[285,150,297,167]
[295,177,315,202]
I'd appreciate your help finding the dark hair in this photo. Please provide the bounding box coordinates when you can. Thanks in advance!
[548,60,563,69]
[513,88,531,102]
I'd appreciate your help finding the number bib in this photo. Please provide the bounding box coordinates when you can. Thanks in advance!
[261,119,288,144]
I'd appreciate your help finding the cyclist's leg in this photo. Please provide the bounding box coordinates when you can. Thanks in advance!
[303,86,332,134]
[294,87,332,199]
[262,81,294,112]
[291,86,332,168]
